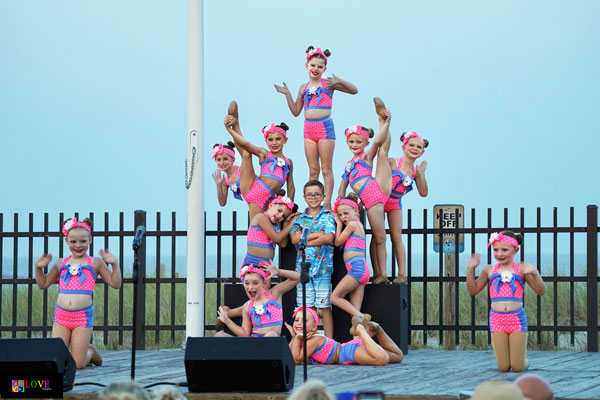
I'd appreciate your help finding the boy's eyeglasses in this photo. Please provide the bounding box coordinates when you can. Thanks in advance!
[304,193,324,199]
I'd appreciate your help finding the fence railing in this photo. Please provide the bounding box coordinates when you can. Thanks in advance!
[0,205,598,351]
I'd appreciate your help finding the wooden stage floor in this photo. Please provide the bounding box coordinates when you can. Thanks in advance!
[65,349,600,399]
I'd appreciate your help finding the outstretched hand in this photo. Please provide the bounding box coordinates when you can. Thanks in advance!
[274,82,290,95]
[467,253,481,270]
[35,254,53,269]
[284,322,295,337]
[99,249,117,265]
[324,74,340,88]
[417,161,428,176]
[217,306,230,324]
[258,261,279,278]
[212,170,224,185]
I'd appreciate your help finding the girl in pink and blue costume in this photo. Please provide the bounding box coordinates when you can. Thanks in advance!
[275,46,358,209]
[285,306,403,366]
[372,131,429,284]
[330,194,371,321]
[217,262,299,337]
[466,231,545,372]
[224,102,295,221]
[212,141,244,206]
[338,98,393,284]
[35,218,121,369]
[216,196,299,328]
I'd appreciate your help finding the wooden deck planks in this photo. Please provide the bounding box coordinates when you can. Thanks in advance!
[65,349,600,399]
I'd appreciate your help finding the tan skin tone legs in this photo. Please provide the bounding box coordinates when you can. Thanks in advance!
[53,324,93,369]
[492,331,529,372]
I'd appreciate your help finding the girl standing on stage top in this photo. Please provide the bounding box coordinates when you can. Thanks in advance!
[274,46,358,210]
[338,98,392,284]
[371,132,429,284]
[34,218,122,369]
[285,306,403,365]
[466,231,545,372]
[330,193,370,320]
[217,262,299,337]
[224,102,295,221]
[212,141,244,207]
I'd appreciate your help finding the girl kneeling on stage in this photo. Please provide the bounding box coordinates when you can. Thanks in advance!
[216,262,299,337]
[285,306,403,366]
[466,231,545,372]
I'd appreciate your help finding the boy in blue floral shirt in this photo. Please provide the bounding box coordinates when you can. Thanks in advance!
[291,180,336,337]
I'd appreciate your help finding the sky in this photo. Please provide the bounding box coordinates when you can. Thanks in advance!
[1,0,599,235]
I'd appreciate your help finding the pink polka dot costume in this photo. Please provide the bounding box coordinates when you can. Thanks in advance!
[488,262,528,333]
[341,153,389,210]
[248,290,283,337]
[384,157,416,212]
[58,255,97,295]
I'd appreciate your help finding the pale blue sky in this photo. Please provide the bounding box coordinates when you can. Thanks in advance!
[1,0,599,233]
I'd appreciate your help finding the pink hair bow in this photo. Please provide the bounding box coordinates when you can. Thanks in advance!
[212,143,236,160]
[293,306,320,326]
[239,264,270,281]
[270,195,294,211]
[306,47,328,63]
[402,131,424,145]
[333,197,358,214]
[262,124,287,139]
[345,125,370,143]
[488,232,520,250]
[62,218,91,236]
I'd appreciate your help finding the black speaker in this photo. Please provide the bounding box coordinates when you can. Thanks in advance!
[0,338,76,393]
[185,337,295,392]
[332,282,409,355]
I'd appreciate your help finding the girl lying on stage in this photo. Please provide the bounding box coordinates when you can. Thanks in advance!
[285,306,403,365]
[216,262,299,337]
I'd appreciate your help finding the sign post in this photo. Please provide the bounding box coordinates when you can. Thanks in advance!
[433,204,464,350]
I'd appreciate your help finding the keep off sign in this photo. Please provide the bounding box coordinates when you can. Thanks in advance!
[433,204,464,253]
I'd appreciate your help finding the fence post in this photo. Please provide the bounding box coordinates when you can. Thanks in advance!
[586,205,598,352]
[134,210,146,350]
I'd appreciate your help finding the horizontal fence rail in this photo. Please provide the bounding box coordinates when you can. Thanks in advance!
[0,206,598,351]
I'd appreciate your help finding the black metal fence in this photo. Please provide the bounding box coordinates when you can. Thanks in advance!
[0,205,597,350]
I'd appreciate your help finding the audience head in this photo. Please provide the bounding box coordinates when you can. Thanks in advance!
[98,380,150,400]
[470,380,527,400]
[515,374,553,400]
[287,379,334,400]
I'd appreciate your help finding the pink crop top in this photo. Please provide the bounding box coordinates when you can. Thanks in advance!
[58,255,97,295]
[343,233,366,253]
[309,336,339,365]
[247,214,280,249]
[489,262,525,303]
[341,154,373,187]
[390,158,416,198]
[302,79,333,110]
[248,290,283,329]
[259,152,290,185]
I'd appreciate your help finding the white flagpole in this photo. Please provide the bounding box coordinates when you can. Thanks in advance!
[185,0,204,338]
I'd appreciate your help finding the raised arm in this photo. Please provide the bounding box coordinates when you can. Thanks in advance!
[212,171,229,206]
[274,82,305,117]
[325,74,358,95]
[334,220,359,247]
[34,254,59,289]
[466,253,490,296]
[256,213,299,245]
[96,249,122,289]
[415,161,429,197]
[261,262,300,300]
[520,262,546,296]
